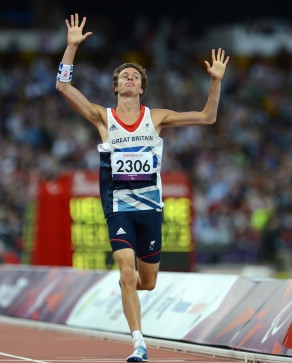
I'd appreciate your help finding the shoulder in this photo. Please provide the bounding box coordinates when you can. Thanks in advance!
[150,108,176,125]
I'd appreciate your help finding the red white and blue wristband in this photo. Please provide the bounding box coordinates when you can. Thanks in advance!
[57,63,73,82]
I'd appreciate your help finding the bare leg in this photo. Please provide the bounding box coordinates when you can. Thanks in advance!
[114,248,141,331]
[114,249,160,330]
[115,249,159,361]
[136,259,160,291]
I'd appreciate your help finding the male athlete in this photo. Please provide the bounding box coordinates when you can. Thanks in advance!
[56,13,229,362]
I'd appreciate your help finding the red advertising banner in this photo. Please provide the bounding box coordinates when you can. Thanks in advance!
[32,175,72,266]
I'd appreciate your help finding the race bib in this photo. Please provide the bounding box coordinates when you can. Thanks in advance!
[112,151,154,180]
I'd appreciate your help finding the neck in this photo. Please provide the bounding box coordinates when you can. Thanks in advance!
[116,95,141,113]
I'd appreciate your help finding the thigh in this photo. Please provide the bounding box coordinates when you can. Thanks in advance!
[114,247,136,271]
[137,258,160,288]
[136,210,162,263]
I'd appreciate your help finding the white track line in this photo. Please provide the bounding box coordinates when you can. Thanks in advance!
[0,352,50,363]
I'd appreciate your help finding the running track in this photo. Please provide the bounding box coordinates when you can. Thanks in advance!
[0,317,289,363]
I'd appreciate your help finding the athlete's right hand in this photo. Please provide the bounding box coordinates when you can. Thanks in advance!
[65,13,93,47]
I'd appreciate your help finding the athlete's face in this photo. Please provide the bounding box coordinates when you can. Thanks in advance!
[116,67,143,96]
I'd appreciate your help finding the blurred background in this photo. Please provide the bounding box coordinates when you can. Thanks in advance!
[0,0,292,277]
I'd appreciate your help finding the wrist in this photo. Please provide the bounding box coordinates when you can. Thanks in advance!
[211,77,222,82]
[67,43,79,50]
[56,63,73,83]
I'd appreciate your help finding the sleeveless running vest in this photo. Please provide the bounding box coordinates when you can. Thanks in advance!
[97,105,164,217]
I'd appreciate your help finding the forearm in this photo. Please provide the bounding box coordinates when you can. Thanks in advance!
[56,45,78,86]
[61,44,79,65]
[202,78,221,123]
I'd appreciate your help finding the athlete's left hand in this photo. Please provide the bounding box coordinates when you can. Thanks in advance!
[204,48,230,81]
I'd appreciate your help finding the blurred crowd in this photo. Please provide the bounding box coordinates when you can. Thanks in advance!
[1,17,292,270]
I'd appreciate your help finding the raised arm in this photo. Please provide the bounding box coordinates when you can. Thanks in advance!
[56,13,106,134]
[155,48,230,129]
[202,48,230,121]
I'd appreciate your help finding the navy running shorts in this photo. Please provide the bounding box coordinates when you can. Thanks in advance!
[106,209,162,263]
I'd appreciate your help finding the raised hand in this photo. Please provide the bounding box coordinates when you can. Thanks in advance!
[204,48,230,81]
[65,13,92,47]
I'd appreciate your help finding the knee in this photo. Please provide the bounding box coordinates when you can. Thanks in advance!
[120,267,137,288]
[139,280,156,291]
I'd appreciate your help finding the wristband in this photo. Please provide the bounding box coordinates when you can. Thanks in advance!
[57,63,73,82]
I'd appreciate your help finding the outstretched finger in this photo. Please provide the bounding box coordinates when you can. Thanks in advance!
[75,13,79,27]
[80,16,87,29]
[83,31,93,40]
[211,49,216,62]
[220,49,225,62]
[224,55,230,65]
[70,14,74,27]
[65,19,70,30]
[216,48,222,61]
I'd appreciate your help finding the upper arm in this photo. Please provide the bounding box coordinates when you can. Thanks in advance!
[152,108,214,130]
[56,81,106,128]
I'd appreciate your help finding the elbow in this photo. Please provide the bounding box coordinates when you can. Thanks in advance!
[201,110,217,125]
[56,81,70,94]
[204,115,216,125]
[56,81,64,93]
[209,117,217,125]
[56,81,62,93]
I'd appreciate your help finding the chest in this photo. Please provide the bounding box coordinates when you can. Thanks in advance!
[115,112,140,125]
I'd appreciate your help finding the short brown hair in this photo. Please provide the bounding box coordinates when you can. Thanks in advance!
[112,62,148,97]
